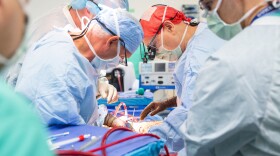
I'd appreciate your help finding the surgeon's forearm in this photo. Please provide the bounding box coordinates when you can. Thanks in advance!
[163,96,177,108]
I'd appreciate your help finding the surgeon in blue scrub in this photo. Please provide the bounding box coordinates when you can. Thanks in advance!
[6,0,129,87]
[138,5,225,153]
[179,0,280,155]
[15,8,143,127]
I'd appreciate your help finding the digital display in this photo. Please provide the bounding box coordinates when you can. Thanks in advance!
[155,63,165,72]
[168,62,176,72]
[141,63,153,73]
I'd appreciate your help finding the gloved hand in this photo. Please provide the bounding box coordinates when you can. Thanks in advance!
[140,96,177,120]
[131,121,163,133]
[97,78,118,104]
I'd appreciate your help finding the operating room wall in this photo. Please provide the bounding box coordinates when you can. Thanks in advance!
[27,0,70,23]
[129,0,199,19]
[26,0,200,23]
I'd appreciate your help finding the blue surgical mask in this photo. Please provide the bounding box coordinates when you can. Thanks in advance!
[207,0,268,40]
[156,46,183,61]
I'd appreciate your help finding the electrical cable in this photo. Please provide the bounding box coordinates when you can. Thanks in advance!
[57,127,169,156]
[100,127,132,156]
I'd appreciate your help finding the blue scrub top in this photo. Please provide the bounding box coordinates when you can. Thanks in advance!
[180,12,280,156]
[15,29,100,126]
[149,23,226,152]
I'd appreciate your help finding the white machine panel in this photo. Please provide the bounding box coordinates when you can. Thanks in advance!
[139,61,176,90]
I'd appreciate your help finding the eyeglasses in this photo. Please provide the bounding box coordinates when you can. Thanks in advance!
[71,17,128,66]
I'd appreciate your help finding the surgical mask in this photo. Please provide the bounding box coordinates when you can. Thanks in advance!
[84,35,120,71]
[207,0,269,40]
[157,23,188,61]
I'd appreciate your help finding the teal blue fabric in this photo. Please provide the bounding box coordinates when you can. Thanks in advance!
[98,96,152,106]
[267,8,280,16]
[125,140,164,156]
[127,47,142,79]
[0,79,54,156]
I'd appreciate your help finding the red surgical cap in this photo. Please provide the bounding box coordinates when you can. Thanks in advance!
[140,5,191,38]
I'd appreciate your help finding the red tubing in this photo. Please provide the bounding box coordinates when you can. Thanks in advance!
[87,127,170,156]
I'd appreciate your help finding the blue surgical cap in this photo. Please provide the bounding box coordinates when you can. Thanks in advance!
[70,0,87,10]
[86,1,101,15]
[71,0,101,15]
[71,0,129,11]
[95,8,144,53]
[97,0,129,11]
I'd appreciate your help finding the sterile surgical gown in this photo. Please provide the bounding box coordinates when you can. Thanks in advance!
[149,23,226,152]
[15,29,100,126]
[180,11,280,156]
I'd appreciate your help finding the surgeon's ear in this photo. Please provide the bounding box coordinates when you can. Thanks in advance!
[106,36,120,48]
[163,21,175,33]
